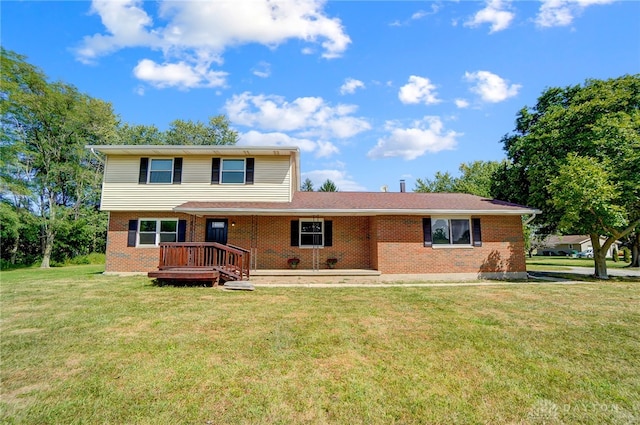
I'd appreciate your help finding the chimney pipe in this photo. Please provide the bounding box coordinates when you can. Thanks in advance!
[400,179,406,193]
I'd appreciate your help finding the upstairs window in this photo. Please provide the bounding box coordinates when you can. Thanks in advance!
[211,158,254,184]
[149,159,173,183]
[221,159,245,183]
[139,158,182,184]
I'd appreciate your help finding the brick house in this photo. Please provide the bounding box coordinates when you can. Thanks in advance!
[89,145,539,280]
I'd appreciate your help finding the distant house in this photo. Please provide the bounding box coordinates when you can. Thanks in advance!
[88,145,539,280]
[536,235,619,257]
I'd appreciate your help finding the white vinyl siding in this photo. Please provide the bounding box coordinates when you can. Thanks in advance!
[101,155,292,210]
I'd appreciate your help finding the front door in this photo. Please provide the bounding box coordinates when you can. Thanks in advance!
[205,219,228,244]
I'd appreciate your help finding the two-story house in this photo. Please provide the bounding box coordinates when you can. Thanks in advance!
[89,144,539,280]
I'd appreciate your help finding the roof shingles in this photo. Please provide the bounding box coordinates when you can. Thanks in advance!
[175,192,538,215]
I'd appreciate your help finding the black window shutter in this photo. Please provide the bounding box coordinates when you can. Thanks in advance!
[423,218,432,247]
[245,158,255,184]
[472,218,482,247]
[211,158,220,184]
[324,220,333,247]
[290,220,299,247]
[138,158,149,184]
[178,219,187,242]
[127,220,138,247]
[173,158,182,184]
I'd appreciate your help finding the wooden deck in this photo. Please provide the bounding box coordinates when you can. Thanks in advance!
[147,242,251,286]
[148,267,220,287]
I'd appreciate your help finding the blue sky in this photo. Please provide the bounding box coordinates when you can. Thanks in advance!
[3,0,639,192]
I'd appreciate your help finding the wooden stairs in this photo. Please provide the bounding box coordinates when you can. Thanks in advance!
[148,243,251,288]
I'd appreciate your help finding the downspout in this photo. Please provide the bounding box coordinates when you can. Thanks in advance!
[524,213,537,226]
[90,147,104,163]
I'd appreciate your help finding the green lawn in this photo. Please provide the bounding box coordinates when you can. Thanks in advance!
[1,266,639,424]
[526,256,631,270]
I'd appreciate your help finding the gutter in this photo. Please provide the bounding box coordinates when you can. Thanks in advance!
[173,207,541,217]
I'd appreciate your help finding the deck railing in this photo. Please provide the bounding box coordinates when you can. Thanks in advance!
[158,242,250,280]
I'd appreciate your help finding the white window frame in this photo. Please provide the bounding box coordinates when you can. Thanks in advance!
[220,158,246,184]
[299,218,324,248]
[138,219,179,246]
[148,158,174,184]
[431,217,473,248]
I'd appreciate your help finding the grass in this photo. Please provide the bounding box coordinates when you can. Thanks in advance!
[1,265,639,424]
[526,256,631,270]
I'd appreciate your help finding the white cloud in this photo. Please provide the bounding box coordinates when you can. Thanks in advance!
[535,0,614,28]
[398,76,440,105]
[301,169,366,191]
[252,61,271,78]
[390,4,440,27]
[464,70,521,103]
[367,116,460,160]
[225,92,371,138]
[464,0,514,33]
[455,98,470,109]
[340,78,365,95]
[76,0,350,88]
[75,0,161,64]
[239,130,338,158]
[133,59,228,89]
[316,140,340,158]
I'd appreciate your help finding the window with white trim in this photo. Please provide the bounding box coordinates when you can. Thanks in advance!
[300,219,323,247]
[138,219,178,245]
[431,218,471,245]
[148,159,173,183]
[221,159,245,183]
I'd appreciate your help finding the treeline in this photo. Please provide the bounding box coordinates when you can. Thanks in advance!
[0,48,237,268]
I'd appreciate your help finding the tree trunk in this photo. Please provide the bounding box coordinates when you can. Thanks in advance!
[40,228,54,268]
[10,236,19,264]
[631,232,640,268]
[593,253,609,279]
[590,233,609,279]
[40,194,55,268]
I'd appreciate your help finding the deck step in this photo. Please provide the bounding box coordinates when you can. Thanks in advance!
[148,268,219,286]
[223,280,255,291]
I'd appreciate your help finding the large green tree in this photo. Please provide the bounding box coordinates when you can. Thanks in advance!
[492,75,640,278]
[415,160,501,198]
[114,116,238,146]
[1,48,118,267]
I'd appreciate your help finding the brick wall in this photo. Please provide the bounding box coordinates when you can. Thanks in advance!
[374,215,526,274]
[106,212,525,274]
[105,211,195,273]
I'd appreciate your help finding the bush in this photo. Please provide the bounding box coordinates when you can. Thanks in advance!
[622,247,631,263]
[66,253,106,265]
